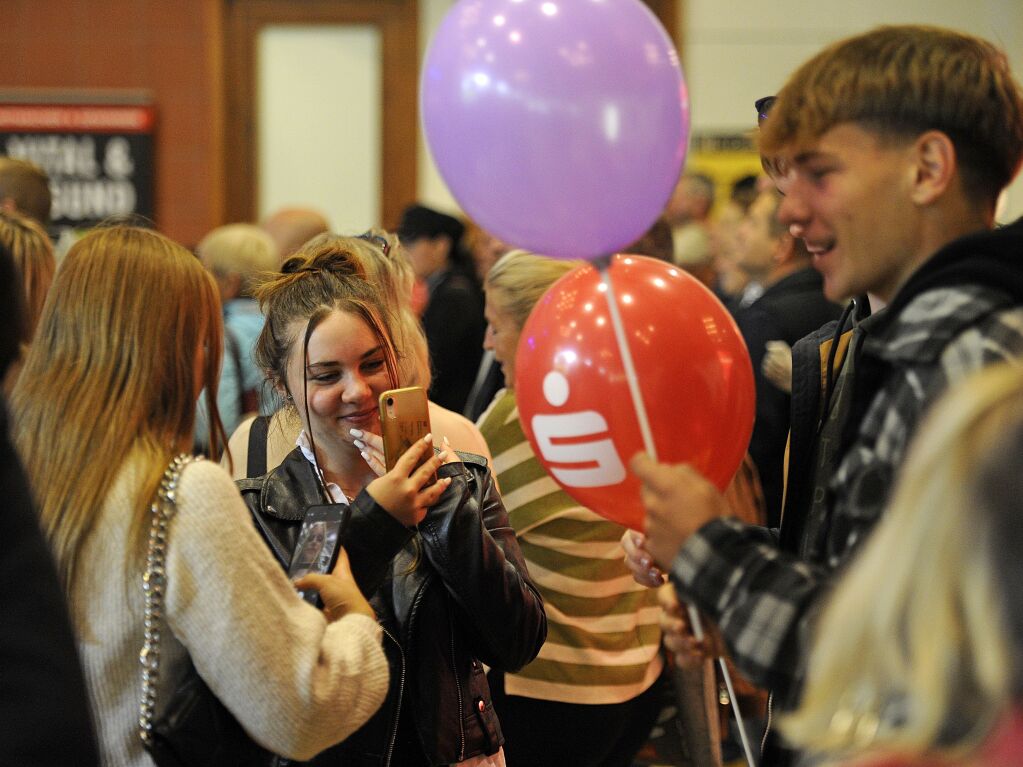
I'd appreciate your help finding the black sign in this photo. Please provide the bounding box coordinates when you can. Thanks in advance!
[0,102,156,236]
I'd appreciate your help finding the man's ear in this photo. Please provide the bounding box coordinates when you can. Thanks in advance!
[910,130,956,206]
[773,233,795,266]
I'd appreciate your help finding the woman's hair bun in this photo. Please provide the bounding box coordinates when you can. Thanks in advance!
[311,248,364,276]
[280,246,366,278]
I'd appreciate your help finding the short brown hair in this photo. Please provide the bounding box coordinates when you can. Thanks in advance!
[0,208,55,338]
[760,25,1023,205]
[0,157,52,226]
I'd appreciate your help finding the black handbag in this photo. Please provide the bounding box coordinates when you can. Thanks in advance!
[137,454,278,767]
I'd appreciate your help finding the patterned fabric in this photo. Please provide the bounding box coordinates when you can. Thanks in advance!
[478,390,663,704]
[672,281,1023,700]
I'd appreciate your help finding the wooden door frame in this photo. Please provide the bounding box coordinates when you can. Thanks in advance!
[644,0,680,47]
[223,0,418,230]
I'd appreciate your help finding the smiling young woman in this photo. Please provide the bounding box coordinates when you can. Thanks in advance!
[237,235,547,767]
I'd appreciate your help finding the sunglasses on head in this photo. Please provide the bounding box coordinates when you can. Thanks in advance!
[754,96,788,180]
[356,231,390,256]
[755,96,777,126]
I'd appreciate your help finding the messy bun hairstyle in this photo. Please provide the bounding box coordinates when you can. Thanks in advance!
[252,236,403,399]
[298,229,431,390]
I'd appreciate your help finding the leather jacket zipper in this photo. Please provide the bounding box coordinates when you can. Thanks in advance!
[449,611,466,761]
[386,578,431,766]
[382,626,405,767]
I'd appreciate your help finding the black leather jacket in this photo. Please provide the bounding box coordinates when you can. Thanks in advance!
[237,449,547,767]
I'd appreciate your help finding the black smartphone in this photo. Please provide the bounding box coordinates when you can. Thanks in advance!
[288,503,351,607]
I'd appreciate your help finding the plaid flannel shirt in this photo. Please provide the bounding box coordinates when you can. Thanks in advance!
[671,283,1023,702]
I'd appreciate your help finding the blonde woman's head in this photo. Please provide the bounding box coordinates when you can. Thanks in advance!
[483,250,581,386]
[196,223,278,297]
[783,363,1023,763]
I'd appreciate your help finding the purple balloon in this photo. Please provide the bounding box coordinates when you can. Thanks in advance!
[421,0,690,260]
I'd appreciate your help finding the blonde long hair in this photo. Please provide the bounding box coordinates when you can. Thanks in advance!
[782,363,1023,763]
[484,250,582,330]
[11,226,225,594]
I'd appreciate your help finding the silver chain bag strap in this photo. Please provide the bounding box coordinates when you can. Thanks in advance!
[138,453,197,746]
[137,453,274,767]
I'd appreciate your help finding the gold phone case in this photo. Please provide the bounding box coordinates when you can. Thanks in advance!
[379,386,433,474]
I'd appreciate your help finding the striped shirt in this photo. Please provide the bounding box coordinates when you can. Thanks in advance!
[478,390,662,704]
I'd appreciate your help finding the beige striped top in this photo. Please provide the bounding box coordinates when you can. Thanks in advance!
[478,390,663,704]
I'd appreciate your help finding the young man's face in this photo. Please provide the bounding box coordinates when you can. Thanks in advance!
[776,123,920,303]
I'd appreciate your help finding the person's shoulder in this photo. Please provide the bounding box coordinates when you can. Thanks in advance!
[938,302,1023,380]
[224,414,257,478]
[476,388,514,422]
[429,400,493,460]
[178,457,242,506]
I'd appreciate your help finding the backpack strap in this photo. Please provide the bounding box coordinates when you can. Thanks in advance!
[246,414,270,478]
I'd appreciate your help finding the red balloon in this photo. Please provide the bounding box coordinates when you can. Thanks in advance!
[515,255,755,530]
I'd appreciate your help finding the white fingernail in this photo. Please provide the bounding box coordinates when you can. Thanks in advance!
[424,433,433,443]
[350,428,363,437]
[353,439,365,449]
[361,451,370,462]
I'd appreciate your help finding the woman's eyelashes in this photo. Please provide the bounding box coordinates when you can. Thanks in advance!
[361,356,386,375]
[306,356,386,384]
[307,363,341,383]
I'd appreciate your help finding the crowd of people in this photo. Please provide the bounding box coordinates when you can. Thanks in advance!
[2,22,1023,767]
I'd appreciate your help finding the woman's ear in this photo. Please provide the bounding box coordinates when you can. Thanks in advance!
[273,377,293,404]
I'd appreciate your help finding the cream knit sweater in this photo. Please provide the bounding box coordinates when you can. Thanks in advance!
[72,454,388,766]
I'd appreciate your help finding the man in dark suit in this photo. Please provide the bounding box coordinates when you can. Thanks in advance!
[731,188,842,525]
[398,204,486,414]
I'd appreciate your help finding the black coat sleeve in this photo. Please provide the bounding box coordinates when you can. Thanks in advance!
[416,461,547,672]
[344,490,417,596]
[0,402,100,766]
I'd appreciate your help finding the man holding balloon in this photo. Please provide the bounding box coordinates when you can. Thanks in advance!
[628,24,1023,767]
[422,3,1023,766]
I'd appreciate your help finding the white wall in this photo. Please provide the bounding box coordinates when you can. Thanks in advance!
[418,0,1023,222]
[418,0,461,215]
[258,24,382,232]
[682,0,1023,222]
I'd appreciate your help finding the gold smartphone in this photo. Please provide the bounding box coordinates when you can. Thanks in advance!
[379,386,435,480]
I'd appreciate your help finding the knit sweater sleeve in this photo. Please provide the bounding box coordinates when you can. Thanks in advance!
[164,460,388,760]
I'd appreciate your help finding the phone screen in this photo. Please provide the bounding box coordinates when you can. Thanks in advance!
[288,504,350,606]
